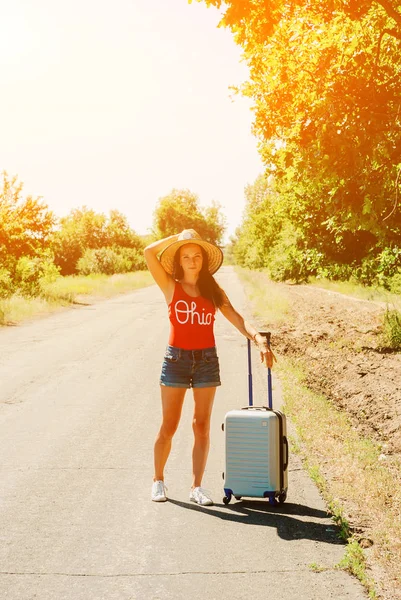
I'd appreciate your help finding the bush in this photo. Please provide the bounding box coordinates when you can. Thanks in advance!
[117,247,147,271]
[0,269,14,298]
[388,272,401,295]
[76,247,146,276]
[317,263,354,282]
[77,248,126,275]
[14,256,60,297]
[269,243,324,283]
[352,248,401,287]
[382,308,401,350]
[377,246,401,278]
[353,258,378,286]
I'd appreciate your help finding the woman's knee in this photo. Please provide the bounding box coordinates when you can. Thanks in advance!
[159,418,180,440]
[192,417,210,439]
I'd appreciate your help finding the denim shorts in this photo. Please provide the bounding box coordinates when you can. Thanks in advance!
[160,345,221,389]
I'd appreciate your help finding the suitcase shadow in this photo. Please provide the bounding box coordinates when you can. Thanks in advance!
[167,499,343,545]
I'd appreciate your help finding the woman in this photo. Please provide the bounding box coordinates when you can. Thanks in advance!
[144,229,276,506]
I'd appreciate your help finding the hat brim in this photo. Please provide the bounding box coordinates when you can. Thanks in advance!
[159,239,224,276]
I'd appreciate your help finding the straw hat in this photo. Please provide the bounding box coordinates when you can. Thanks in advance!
[159,229,224,275]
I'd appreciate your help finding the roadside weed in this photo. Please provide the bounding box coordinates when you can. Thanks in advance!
[309,562,330,573]
[381,307,401,350]
[306,462,327,497]
[337,540,377,598]
[288,434,301,454]
[327,500,351,542]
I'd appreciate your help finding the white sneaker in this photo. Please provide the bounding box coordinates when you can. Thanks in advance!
[189,487,214,506]
[151,480,167,502]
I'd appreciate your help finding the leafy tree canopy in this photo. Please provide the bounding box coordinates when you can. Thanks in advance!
[193,1,401,44]
[153,188,226,245]
[0,171,55,267]
[193,0,401,280]
[52,206,144,275]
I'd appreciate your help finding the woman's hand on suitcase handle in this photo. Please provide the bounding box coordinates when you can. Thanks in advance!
[255,333,277,368]
[260,346,277,368]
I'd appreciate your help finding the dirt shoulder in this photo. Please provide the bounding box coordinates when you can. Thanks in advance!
[267,282,401,599]
[272,284,401,457]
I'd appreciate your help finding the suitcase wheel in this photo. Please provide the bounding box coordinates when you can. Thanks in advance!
[278,491,287,504]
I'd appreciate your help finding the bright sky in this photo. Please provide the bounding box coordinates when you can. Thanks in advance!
[0,0,263,241]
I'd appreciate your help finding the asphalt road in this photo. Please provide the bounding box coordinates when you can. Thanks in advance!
[0,267,368,600]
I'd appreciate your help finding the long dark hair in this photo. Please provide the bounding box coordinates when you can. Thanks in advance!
[172,246,225,308]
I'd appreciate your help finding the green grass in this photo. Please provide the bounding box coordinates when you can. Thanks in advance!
[0,271,154,325]
[0,295,61,326]
[277,356,399,597]
[42,271,153,300]
[308,277,400,305]
[235,266,291,325]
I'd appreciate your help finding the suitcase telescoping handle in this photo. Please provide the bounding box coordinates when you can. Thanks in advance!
[247,331,273,409]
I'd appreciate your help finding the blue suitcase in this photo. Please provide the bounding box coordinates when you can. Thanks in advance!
[222,333,289,505]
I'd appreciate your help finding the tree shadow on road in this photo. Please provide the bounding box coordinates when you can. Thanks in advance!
[167,499,343,545]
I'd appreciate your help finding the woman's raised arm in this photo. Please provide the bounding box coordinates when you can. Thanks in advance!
[144,234,179,300]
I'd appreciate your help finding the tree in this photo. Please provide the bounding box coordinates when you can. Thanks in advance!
[193,1,401,43]
[232,174,282,269]
[193,0,401,280]
[153,189,226,244]
[52,207,145,275]
[0,172,58,297]
[104,209,144,249]
[0,172,56,266]
[51,207,107,275]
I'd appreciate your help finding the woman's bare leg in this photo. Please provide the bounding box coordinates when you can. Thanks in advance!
[191,387,216,488]
[154,386,186,481]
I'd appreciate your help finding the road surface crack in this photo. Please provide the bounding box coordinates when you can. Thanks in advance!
[0,568,307,577]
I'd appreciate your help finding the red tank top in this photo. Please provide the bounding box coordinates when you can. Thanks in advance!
[168,283,216,350]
